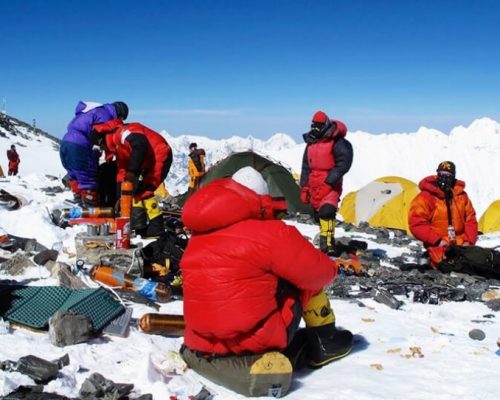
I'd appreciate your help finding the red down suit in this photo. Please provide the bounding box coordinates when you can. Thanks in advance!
[300,120,353,211]
[181,178,337,355]
[93,119,172,199]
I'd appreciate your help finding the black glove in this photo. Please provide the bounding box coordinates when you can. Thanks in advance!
[124,171,143,194]
[89,130,103,147]
[444,244,462,259]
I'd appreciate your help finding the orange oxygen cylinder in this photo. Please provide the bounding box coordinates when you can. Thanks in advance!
[62,207,114,219]
[120,180,134,218]
[139,313,185,336]
[91,265,172,302]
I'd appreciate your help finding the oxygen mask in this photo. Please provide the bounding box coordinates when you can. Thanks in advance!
[437,172,455,194]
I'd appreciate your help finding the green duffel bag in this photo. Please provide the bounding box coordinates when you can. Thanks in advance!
[180,346,292,398]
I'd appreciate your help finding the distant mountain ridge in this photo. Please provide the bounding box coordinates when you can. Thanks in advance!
[162,131,298,192]
[0,112,498,216]
[0,113,60,144]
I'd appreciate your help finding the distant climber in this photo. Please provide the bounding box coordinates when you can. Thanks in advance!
[180,166,353,397]
[187,142,206,194]
[92,119,173,237]
[60,101,128,207]
[6,144,20,176]
[299,111,353,254]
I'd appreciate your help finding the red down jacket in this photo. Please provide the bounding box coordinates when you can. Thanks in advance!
[181,178,337,355]
[93,119,172,199]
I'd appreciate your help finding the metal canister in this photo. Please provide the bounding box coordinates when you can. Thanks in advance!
[115,217,130,249]
[139,313,185,336]
[87,224,99,236]
[99,222,110,236]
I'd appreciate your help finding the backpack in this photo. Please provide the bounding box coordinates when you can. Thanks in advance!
[140,231,187,281]
[438,245,500,279]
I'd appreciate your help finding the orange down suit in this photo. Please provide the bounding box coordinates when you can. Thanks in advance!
[408,175,478,266]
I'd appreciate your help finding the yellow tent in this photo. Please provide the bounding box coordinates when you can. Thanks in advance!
[339,176,419,234]
[478,200,500,234]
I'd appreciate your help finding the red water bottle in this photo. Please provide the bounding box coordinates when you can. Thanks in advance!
[115,217,130,249]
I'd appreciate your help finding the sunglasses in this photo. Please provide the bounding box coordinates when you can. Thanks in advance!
[310,122,325,132]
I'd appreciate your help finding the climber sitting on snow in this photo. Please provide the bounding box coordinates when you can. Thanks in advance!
[409,161,479,269]
[179,166,353,398]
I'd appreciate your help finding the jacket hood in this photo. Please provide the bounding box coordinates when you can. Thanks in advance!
[92,118,124,134]
[182,178,278,232]
[92,119,125,154]
[419,175,466,199]
[74,101,117,118]
[303,119,347,144]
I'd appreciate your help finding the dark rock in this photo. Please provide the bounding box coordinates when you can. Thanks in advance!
[2,385,72,399]
[33,249,59,266]
[79,372,134,400]
[468,329,486,341]
[49,311,93,347]
[486,299,500,312]
[9,354,65,384]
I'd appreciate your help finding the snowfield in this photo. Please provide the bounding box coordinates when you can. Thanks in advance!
[0,118,499,399]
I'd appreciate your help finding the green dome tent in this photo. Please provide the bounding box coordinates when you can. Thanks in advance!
[197,151,313,216]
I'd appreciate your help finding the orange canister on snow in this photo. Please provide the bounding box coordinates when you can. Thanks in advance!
[139,313,185,336]
[91,265,129,287]
[62,207,114,219]
[120,181,134,218]
[91,266,172,302]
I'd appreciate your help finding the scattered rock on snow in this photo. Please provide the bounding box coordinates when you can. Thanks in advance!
[0,252,36,275]
[45,261,88,289]
[79,372,135,400]
[485,299,500,311]
[33,249,58,266]
[468,329,486,341]
[49,311,93,347]
[481,289,500,301]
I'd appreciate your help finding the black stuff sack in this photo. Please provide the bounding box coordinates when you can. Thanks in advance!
[140,231,186,280]
[439,245,500,279]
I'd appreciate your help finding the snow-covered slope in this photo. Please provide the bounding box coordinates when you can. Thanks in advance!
[0,175,499,399]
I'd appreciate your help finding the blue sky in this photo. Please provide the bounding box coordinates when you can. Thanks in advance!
[1,0,499,140]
